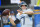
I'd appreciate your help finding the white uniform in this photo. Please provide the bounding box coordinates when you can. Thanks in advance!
[16,9,33,27]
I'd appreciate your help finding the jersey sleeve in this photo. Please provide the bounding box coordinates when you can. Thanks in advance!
[26,9,33,17]
[26,9,33,11]
[14,13,21,24]
[16,13,21,20]
[23,9,33,13]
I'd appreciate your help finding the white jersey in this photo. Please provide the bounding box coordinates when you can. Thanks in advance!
[16,9,33,27]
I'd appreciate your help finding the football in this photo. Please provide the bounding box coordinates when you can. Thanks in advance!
[2,9,10,16]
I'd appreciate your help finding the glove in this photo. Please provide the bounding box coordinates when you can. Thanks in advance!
[9,16,12,18]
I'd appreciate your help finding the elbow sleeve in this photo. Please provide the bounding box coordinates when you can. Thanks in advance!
[14,19,20,24]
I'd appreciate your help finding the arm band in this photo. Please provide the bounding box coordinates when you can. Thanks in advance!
[14,19,20,24]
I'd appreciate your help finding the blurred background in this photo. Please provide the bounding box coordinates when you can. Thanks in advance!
[0,0,38,13]
[0,0,38,11]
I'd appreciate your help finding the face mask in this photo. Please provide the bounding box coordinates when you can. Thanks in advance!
[22,9,26,11]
